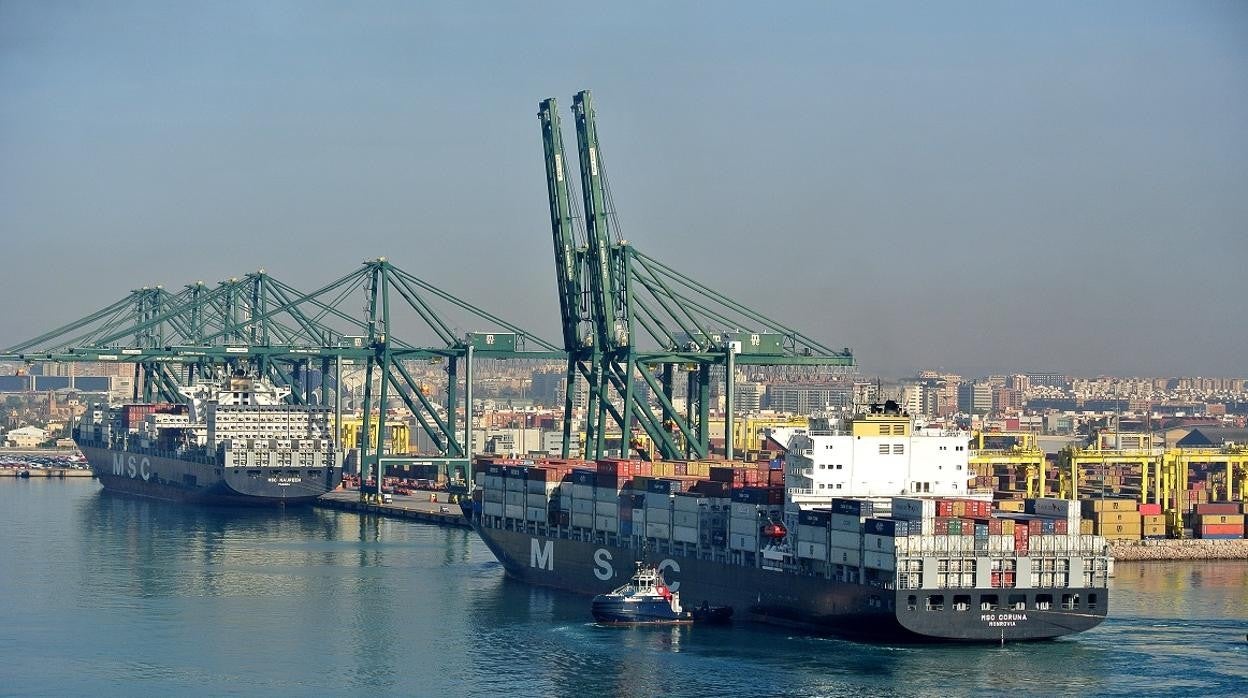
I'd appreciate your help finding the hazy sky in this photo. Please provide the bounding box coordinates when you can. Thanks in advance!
[2,1,1245,378]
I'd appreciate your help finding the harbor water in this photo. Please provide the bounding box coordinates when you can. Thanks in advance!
[1,479,1245,697]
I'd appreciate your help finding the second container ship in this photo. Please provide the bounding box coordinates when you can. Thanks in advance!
[75,372,343,505]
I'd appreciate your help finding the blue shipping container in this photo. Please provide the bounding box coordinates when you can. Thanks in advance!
[799,509,832,527]
[831,498,875,517]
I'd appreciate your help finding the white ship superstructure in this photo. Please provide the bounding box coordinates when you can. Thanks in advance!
[782,402,973,510]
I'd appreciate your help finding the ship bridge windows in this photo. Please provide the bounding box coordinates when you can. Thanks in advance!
[952,595,972,612]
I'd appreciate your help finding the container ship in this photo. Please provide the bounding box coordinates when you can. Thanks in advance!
[465,404,1110,642]
[74,373,343,505]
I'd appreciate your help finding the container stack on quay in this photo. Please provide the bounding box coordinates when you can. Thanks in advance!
[1081,497,1142,541]
[1187,501,1246,540]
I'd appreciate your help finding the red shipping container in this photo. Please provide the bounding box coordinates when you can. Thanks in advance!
[767,470,784,486]
[1195,502,1241,516]
[1138,503,1162,516]
[988,519,1003,535]
[1197,523,1244,536]
[1055,520,1068,535]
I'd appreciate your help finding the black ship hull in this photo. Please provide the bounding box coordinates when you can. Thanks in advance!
[79,443,342,506]
[473,523,1107,642]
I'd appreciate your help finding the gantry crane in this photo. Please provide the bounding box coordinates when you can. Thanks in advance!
[539,90,854,461]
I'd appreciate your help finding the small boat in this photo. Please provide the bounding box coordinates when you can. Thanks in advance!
[592,563,732,626]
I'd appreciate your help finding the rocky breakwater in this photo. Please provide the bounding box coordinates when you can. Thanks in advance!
[1110,538,1248,561]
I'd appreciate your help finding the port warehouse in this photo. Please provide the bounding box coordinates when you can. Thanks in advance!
[470,457,1114,606]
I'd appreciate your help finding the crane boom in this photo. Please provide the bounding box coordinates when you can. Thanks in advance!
[572,90,628,352]
[538,98,585,351]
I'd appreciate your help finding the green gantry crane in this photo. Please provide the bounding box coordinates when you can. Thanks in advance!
[2,259,564,497]
[539,90,855,461]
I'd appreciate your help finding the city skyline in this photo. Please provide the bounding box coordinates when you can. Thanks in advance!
[2,2,1246,378]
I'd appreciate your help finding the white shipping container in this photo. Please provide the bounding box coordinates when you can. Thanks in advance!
[729,532,759,551]
[797,524,827,542]
[673,511,699,528]
[482,501,503,517]
[483,489,504,503]
[505,490,525,505]
[571,512,594,528]
[863,533,897,553]
[526,493,549,508]
[863,551,896,572]
[595,515,618,532]
[525,480,547,494]
[829,546,860,566]
[504,477,527,492]
[1032,497,1079,518]
[673,525,699,543]
[504,504,524,520]
[646,522,671,539]
[829,514,861,532]
[798,541,828,561]
[830,530,863,550]
[647,507,673,526]
[571,484,593,500]
[646,492,673,509]
[891,497,935,521]
[595,501,618,518]
[526,506,546,523]
[573,499,594,514]
[674,496,702,512]
[730,503,759,519]
[594,486,619,502]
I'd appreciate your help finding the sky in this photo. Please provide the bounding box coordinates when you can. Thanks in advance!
[1,1,1245,379]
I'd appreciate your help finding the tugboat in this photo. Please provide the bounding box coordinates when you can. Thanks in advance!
[592,563,731,625]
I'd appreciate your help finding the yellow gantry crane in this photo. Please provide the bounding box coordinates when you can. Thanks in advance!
[969,432,1046,498]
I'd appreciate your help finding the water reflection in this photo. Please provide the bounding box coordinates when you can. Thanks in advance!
[5,482,1242,697]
